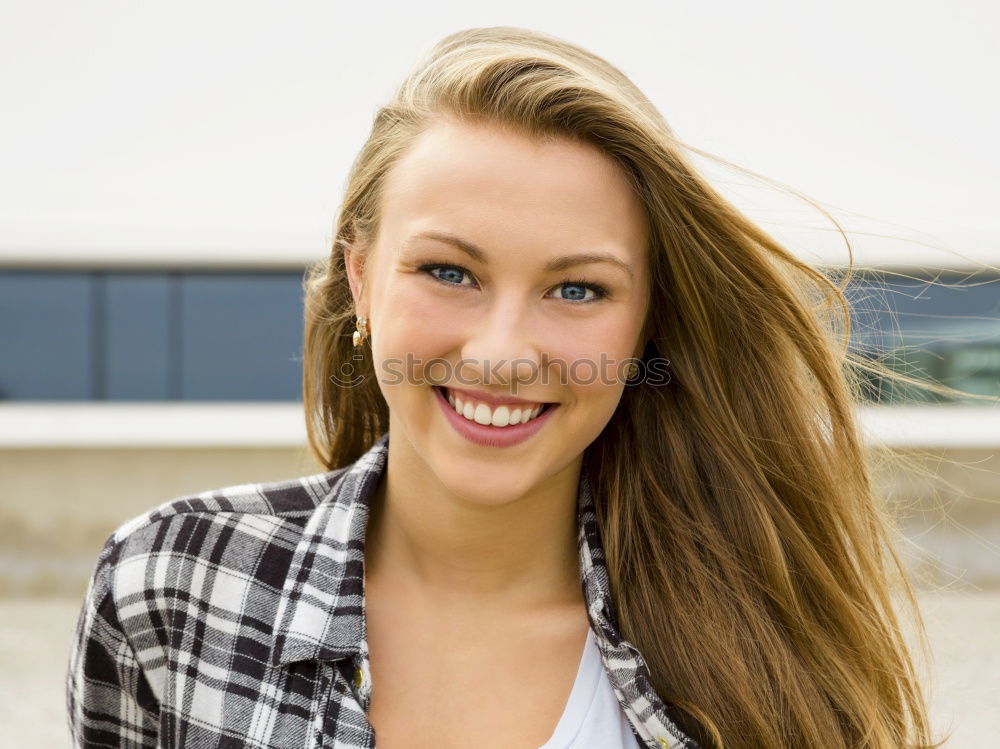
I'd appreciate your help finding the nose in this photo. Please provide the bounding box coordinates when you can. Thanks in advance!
[458,297,541,391]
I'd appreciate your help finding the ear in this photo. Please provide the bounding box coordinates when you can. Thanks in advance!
[343,243,366,312]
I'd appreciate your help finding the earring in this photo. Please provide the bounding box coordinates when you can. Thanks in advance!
[626,362,639,380]
[352,315,369,347]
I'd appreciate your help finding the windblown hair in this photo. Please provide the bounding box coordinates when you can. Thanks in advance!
[301,26,960,748]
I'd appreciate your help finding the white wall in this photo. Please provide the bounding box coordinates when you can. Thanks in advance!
[1,0,997,268]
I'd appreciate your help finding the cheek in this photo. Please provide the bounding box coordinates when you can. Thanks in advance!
[370,282,469,396]
[543,310,639,393]
[374,283,459,356]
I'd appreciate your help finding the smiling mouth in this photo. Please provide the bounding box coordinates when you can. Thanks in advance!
[433,385,555,427]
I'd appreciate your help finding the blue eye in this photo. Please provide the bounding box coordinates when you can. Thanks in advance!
[425,265,472,286]
[418,263,608,303]
[555,282,605,302]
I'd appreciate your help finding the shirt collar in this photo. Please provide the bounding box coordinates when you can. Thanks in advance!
[268,430,617,667]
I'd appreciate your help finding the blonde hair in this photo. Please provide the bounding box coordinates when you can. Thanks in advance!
[301,26,967,748]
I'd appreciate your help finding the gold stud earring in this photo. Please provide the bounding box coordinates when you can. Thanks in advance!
[626,362,639,380]
[352,315,369,347]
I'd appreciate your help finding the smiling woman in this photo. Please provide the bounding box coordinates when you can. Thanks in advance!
[298,26,948,749]
[67,25,949,749]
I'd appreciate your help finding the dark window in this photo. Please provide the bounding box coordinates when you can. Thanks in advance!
[0,269,305,401]
[105,273,171,399]
[0,271,93,399]
[844,270,1000,404]
[180,273,304,401]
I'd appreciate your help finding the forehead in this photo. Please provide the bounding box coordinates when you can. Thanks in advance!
[378,119,648,263]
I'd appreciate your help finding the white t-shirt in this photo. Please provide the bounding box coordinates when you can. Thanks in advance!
[538,626,642,748]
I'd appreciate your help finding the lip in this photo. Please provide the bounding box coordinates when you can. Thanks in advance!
[441,385,552,409]
[433,385,559,448]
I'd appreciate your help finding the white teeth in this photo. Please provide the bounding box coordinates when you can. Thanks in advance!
[491,406,510,427]
[442,388,547,428]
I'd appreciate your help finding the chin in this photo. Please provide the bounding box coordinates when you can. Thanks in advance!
[433,454,542,506]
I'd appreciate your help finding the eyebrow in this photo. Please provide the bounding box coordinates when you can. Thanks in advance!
[403,229,633,279]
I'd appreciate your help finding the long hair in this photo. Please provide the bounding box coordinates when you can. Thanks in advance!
[301,26,961,748]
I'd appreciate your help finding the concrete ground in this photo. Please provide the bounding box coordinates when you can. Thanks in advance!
[2,590,998,748]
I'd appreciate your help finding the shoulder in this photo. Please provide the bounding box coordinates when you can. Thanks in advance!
[83,466,351,659]
[113,466,349,548]
[103,465,351,568]
[100,465,354,586]
[68,465,355,720]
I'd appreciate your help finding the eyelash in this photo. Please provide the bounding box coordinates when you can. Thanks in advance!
[417,263,609,303]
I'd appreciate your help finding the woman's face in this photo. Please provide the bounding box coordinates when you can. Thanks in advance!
[347,117,650,505]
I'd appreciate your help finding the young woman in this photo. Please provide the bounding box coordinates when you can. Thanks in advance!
[68,26,946,749]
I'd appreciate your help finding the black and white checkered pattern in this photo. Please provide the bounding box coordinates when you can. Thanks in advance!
[66,431,699,748]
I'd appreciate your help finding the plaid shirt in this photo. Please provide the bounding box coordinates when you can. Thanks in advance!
[66,431,699,749]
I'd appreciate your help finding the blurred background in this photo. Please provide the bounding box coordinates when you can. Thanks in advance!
[1,1,998,746]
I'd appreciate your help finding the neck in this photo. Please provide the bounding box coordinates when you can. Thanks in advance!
[364,435,585,616]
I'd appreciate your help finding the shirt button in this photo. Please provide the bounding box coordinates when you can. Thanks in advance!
[353,666,364,689]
